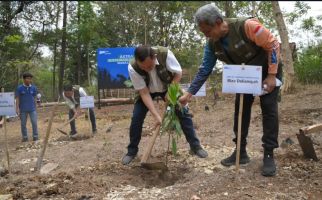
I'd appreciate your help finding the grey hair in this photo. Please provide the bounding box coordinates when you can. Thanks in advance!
[194,3,223,26]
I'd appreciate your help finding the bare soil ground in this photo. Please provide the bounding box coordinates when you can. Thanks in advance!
[0,84,322,200]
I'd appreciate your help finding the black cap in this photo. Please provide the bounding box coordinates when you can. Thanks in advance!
[63,84,73,91]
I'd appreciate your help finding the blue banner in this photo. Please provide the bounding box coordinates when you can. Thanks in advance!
[97,47,135,89]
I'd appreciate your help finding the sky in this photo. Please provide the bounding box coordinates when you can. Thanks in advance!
[278,1,322,47]
[39,1,322,57]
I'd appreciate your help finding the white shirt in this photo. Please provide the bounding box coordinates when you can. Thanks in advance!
[128,49,182,93]
[63,87,87,109]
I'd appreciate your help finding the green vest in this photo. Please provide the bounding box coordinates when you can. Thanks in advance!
[130,46,174,87]
[209,17,267,67]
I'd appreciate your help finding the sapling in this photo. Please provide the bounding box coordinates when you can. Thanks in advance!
[161,83,184,158]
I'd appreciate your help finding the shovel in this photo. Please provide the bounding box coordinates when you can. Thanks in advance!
[56,112,83,135]
[141,102,168,171]
[296,123,322,161]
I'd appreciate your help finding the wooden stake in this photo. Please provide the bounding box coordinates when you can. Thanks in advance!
[141,102,168,164]
[36,96,60,171]
[1,88,10,173]
[236,93,244,172]
[3,117,10,173]
[88,108,91,136]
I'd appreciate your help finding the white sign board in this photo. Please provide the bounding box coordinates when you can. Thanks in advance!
[222,65,262,95]
[180,83,206,97]
[80,96,95,108]
[0,92,16,116]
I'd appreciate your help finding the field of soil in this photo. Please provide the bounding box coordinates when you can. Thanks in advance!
[0,84,322,200]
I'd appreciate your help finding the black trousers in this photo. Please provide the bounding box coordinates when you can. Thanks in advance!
[127,92,201,156]
[231,60,283,151]
[69,108,96,133]
[232,87,280,151]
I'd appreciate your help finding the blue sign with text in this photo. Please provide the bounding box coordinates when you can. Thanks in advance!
[97,47,135,89]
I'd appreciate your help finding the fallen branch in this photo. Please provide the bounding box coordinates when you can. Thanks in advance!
[38,98,134,107]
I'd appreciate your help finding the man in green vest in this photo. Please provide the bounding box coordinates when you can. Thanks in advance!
[63,85,97,137]
[179,4,282,177]
[122,45,208,165]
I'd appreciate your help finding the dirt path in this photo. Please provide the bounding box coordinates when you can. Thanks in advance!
[0,84,322,199]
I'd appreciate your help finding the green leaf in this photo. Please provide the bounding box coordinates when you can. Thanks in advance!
[174,118,183,136]
[161,115,171,133]
[123,80,133,88]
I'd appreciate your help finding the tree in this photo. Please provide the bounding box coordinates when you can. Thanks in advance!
[51,2,61,100]
[224,1,233,17]
[58,1,67,95]
[0,1,35,90]
[271,1,295,92]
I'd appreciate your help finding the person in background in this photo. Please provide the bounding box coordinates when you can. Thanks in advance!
[15,72,39,142]
[62,85,97,137]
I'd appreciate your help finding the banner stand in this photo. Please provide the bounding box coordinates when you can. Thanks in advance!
[1,88,11,173]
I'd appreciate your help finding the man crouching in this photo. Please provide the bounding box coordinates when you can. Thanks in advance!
[122,45,208,165]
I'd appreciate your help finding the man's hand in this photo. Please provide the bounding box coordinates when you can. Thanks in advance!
[179,92,192,106]
[152,113,162,130]
[74,109,83,118]
[263,74,276,93]
[16,108,20,118]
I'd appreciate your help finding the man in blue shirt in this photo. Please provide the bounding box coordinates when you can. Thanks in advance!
[15,72,39,142]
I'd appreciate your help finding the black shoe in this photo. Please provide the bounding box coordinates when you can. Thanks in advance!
[221,149,250,167]
[262,152,276,177]
[191,147,208,158]
[69,131,78,139]
[92,129,97,134]
[70,130,77,135]
[22,138,28,142]
[33,137,39,141]
[122,154,135,165]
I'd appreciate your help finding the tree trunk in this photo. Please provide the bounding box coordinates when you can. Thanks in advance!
[52,1,61,100]
[53,41,57,99]
[271,1,295,93]
[252,1,256,17]
[87,44,91,86]
[144,16,147,45]
[158,3,165,46]
[58,1,67,96]
[224,1,232,17]
[76,1,82,85]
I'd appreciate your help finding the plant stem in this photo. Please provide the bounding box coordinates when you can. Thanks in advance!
[166,131,171,166]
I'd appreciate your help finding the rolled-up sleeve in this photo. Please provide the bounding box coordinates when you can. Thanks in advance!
[128,63,147,91]
[188,42,217,95]
[166,49,182,74]
[79,87,88,97]
[244,18,280,74]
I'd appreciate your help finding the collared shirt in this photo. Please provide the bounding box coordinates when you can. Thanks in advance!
[63,87,87,110]
[128,49,182,93]
[15,84,38,112]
